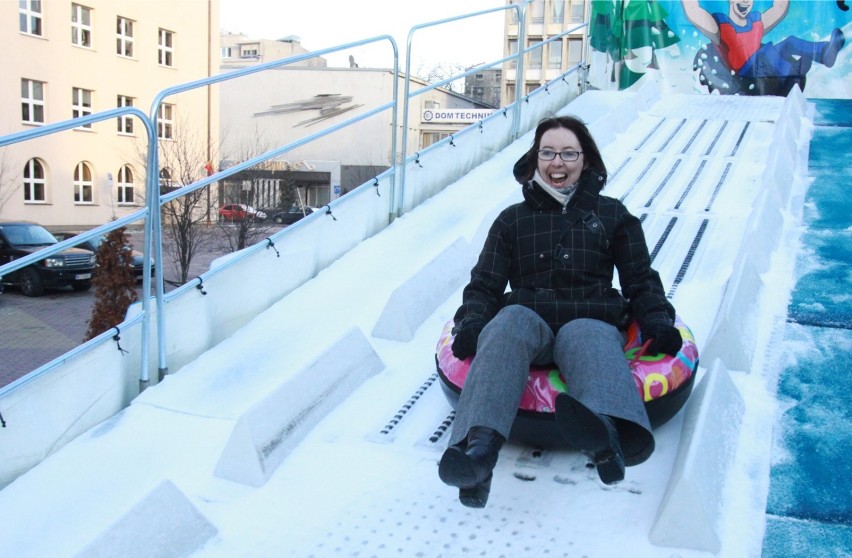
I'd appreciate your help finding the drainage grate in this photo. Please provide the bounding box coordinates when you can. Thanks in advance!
[377,373,438,438]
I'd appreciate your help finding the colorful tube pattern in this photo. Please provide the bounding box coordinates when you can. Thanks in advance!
[436,316,699,413]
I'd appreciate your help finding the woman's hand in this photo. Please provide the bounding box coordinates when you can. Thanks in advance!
[643,323,682,356]
[451,321,483,360]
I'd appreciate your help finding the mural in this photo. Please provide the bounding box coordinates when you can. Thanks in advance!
[587,0,851,97]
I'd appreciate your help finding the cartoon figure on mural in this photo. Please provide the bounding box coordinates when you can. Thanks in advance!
[683,0,847,95]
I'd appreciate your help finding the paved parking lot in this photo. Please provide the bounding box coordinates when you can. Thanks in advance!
[0,224,281,389]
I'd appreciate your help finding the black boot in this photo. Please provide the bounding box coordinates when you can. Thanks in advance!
[439,426,505,508]
[555,394,625,485]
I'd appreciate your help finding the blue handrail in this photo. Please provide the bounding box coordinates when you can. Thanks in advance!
[0,9,590,393]
[142,35,400,384]
[398,3,526,219]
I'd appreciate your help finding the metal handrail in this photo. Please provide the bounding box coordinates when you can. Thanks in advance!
[397,3,526,219]
[1,8,592,393]
[142,35,400,385]
[0,107,156,384]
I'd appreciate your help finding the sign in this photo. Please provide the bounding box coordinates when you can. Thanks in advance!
[422,109,496,124]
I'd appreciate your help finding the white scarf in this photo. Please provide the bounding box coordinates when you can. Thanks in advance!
[533,170,579,207]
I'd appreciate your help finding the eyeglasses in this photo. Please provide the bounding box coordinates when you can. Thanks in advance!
[537,149,583,162]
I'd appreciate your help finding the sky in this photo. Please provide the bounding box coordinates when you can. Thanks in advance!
[219,0,507,71]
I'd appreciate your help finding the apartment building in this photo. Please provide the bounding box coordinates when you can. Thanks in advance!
[220,32,326,69]
[464,68,502,108]
[219,40,495,209]
[503,0,588,105]
[0,0,220,228]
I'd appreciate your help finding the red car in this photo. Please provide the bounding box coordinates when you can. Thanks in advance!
[218,204,267,222]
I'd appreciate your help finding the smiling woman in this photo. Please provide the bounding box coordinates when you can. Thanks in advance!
[438,115,682,507]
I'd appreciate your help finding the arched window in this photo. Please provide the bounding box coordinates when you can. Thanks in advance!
[73,161,93,203]
[23,158,46,202]
[117,165,134,204]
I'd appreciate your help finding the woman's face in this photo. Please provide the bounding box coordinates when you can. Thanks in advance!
[536,127,585,189]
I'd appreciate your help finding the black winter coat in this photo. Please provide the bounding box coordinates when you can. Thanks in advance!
[454,169,675,335]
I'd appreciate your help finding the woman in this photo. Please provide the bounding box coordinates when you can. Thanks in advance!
[438,116,682,508]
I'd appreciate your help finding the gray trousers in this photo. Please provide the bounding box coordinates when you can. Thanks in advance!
[449,305,654,463]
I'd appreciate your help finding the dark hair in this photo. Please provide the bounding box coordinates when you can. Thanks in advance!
[512,116,607,184]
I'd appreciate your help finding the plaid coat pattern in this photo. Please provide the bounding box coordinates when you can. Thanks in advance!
[454,170,675,335]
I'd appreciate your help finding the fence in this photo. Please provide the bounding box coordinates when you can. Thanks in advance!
[0,3,588,487]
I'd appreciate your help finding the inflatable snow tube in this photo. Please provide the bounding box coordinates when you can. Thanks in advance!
[692,43,806,97]
[435,316,699,447]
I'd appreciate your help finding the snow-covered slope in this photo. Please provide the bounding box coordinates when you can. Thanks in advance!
[0,89,812,558]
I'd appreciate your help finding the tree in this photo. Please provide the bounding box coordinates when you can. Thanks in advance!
[414,61,467,93]
[216,132,279,252]
[148,118,217,285]
[0,149,20,216]
[86,226,138,341]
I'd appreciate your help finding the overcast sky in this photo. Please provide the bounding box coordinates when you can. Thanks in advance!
[219,0,506,70]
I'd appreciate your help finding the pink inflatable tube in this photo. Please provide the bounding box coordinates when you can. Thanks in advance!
[435,316,699,447]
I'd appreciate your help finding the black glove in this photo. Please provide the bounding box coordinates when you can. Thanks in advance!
[451,320,483,360]
[643,322,682,356]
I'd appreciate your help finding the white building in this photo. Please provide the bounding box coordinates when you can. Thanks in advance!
[218,54,495,209]
[0,0,220,229]
[503,0,588,104]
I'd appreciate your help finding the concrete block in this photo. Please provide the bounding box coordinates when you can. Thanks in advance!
[700,251,764,373]
[75,480,216,558]
[371,237,475,341]
[214,328,384,486]
[649,360,745,553]
[746,189,784,274]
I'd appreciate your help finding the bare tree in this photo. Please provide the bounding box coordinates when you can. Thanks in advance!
[138,117,216,286]
[0,149,20,216]
[216,132,278,252]
[414,61,467,93]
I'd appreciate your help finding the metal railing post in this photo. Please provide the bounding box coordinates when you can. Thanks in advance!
[397,5,519,219]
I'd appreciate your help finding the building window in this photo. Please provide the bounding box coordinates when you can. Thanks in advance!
[529,0,545,24]
[116,16,134,57]
[548,39,563,69]
[117,165,134,204]
[73,162,94,203]
[21,78,45,124]
[158,103,174,139]
[570,1,585,23]
[221,46,232,58]
[72,87,93,127]
[422,132,451,149]
[508,39,518,69]
[240,46,258,58]
[529,40,543,69]
[117,95,134,134]
[568,38,583,64]
[71,4,92,47]
[552,1,565,23]
[23,158,46,202]
[19,0,42,36]
[158,28,174,66]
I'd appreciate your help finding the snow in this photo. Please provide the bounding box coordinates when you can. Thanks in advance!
[0,90,813,557]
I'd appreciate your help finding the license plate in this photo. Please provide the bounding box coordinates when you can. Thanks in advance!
[75,273,92,280]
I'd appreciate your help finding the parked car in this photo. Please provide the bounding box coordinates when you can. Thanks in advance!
[272,206,315,225]
[218,204,267,222]
[0,221,96,297]
[53,231,154,281]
